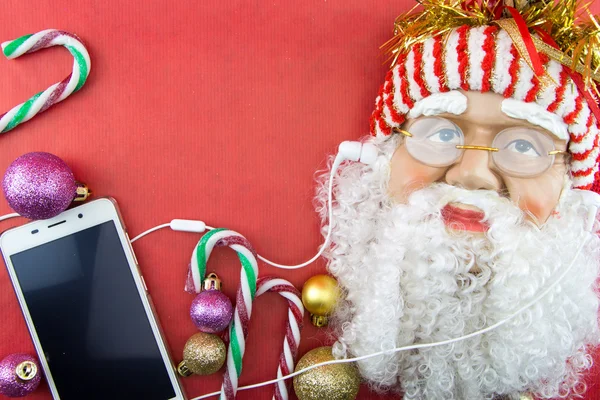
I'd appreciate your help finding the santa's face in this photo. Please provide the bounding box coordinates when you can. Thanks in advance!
[388,90,568,226]
[320,91,600,399]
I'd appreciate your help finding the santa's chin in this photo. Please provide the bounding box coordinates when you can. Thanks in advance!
[316,139,600,400]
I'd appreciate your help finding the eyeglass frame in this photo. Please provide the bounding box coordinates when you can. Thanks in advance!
[394,126,568,178]
[395,128,567,157]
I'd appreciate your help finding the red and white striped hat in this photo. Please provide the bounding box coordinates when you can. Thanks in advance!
[370,24,600,192]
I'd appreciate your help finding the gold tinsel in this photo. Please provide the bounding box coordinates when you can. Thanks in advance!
[382,0,600,87]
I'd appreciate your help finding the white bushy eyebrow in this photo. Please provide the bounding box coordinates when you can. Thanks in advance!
[501,98,569,141]
[406,91,568,142]
[408,91,468,119]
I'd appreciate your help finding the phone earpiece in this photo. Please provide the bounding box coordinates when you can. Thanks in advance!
[335,141,378,169]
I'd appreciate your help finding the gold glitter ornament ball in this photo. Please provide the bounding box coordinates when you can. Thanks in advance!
[181,332,226,376]
[293,346,360,400]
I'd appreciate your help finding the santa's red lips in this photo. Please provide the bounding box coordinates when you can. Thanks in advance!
[441,204,489,233]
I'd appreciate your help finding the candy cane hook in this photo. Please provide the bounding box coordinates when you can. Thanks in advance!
[0,29,91,133]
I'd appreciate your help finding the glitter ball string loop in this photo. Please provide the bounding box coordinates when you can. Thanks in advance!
[187,228,259,400]
[0,29,91,134]
[256,277,304,400]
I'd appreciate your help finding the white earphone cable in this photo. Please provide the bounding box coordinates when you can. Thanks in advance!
[256,162,335,269]
[188,233,590,399]
[0,213,20,222]
[130,160,339,270]
[130,223,172,243]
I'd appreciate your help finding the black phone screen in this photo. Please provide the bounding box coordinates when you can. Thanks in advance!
[10,221,177,400]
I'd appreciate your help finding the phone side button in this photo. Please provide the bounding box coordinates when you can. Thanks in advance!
[125,233,139,265]
[140,275,148,292]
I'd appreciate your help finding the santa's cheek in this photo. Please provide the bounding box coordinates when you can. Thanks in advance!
[388,145,448,202]
[519,199,543,220]
[514,192,563,223]
[389,169,445,203]
[505,174,564,223]
[394,178,428,201]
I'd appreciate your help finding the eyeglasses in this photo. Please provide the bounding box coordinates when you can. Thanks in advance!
[396,117,568,178]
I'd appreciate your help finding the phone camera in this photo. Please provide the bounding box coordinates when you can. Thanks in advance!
[78,213,83,219]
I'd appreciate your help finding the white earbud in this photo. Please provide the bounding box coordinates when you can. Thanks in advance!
[334,141,378,170]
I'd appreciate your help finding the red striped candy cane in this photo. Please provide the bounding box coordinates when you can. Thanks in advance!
[186,231,305,400]
[256,277,304,400]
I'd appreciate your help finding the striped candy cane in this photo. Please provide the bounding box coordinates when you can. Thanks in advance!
[188,228,259,400]
[1,29,91,133]
[256,277,304,400]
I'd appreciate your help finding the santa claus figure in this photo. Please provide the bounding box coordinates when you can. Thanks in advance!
[317,1,600,398]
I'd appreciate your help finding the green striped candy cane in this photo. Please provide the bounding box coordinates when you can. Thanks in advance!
[0,29,91,133]
[189,228,259,400]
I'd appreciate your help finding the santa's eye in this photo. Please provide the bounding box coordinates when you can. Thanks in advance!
[402,117,465,167]
[504,139,541,157]
[491,128,558,178]
[426,128,463,144]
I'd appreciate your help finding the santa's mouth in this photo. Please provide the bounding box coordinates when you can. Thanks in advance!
[441,203,489,233]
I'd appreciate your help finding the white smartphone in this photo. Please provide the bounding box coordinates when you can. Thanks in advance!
[0,198,185,400]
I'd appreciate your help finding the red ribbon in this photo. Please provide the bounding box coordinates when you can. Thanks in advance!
[504,6,546,77]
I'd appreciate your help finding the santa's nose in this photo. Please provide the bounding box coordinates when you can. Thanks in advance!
[444,148,502,191]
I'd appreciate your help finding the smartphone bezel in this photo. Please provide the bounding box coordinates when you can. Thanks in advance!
[0,198,185,400]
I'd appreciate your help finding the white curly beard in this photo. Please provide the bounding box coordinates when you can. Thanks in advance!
[315,135,600,399]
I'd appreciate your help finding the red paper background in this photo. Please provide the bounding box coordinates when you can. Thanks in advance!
[0,2,599,399]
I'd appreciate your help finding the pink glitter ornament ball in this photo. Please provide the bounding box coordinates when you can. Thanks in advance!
[190,290,234,334]
[0,354,41,398]
[3,152,83,220]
